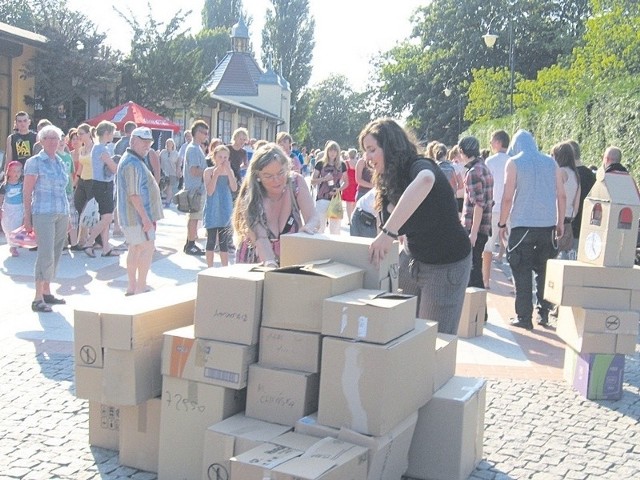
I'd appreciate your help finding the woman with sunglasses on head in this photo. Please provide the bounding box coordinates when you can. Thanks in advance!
[233,143,319,267]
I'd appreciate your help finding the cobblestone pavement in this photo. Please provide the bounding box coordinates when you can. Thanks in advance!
[0,210,639,479]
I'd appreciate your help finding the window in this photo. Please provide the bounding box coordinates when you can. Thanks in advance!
[238,113,249,129]
[253,119,262,140]
[590,203,602,226]
[217,110,232,143]
[618,207,633,229]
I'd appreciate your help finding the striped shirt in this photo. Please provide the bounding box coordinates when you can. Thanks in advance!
[24,150,70,215]
[116,148,163,228]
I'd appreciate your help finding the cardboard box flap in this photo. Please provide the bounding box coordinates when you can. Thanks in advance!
[231,442,303,468]
[434,376,487,402]
[274,260,363,279]
[199,263,269,281]
[588,171,640,206]
[365,293,415,308]
[276,457,337,477]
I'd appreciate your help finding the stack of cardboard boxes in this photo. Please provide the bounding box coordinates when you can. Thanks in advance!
[544,170,640,400]
[74,233,488,479]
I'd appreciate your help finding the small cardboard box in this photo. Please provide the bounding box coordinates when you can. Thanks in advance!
[458,287,486,338]
[101,284,195,350]
[195,264,267,345]
[161,325,257,389]
[102,336,164,405]
[577,169,640,268]
[246,364,320,427]
[259,327,322,373]
[295,413,340,438]
[202,412,293,480]
[406,376,486,480]
[322,289,416,344]
[230,442,305,480]
[280,232,399,291]
[434,333,458,392]
[75,364,104,401]
[338,411,418,480]
[557,306,638,354]
[88,401,119,451]
[119,398,161,473]
[271,437,369,480]
[563,347,625,400]
[262,261,364,333]
[74,309,103,368]
[318,319,437,436]
[157,376,245,480]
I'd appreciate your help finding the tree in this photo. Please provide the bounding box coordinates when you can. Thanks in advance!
[0,0,35,31]
[202,0,246,30]
[196,28,233,79]
[295,75,371,149]
[261,0,315,132]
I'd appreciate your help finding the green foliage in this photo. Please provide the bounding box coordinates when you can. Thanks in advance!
[261,0,315,131]
[466,67,523,122]
[202,0,246,30]
[294,75,371,149]
[196,28,233,79]
[0,0,36,31]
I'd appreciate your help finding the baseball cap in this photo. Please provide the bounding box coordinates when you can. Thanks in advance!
[131,127,153,140]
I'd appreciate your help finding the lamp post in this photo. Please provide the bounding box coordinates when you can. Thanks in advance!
[483,19,515,115]
[443,87,463,137]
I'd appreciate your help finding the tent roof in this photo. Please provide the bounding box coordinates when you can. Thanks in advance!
[85,101,180,133]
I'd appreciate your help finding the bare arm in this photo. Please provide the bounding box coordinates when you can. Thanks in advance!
[101,151,118,175]
[148,149,161,183]
[23,174,36,231]
[338,169,349,193]
[293,174,319,232]
[498,159,516,244]
[355,159,373,189]
[555,165,567,238]
[129,194,153,232]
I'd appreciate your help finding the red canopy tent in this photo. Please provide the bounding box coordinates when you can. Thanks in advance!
[85,101,180,133]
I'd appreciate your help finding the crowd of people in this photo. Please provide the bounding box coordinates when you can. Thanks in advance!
[1,109,631,335]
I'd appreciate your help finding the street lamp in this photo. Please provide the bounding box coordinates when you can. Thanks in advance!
[483,20,515,115]
[443,87,462,137]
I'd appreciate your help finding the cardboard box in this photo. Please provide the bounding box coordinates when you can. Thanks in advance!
[271,437,369,480]
[101,284,195,350]
[322,289,416,344]
[458,287,486,338]
[338,412,418,480]
[577,170,640,268]
[161,325,257,389]
[295,413,340,439]
[557,307,638,354]
[544,259,640,307]
[262,261,364,333]
[157,376,245,480]
[318,319,437,436]
[230,442,304,480]
[280,232,399,291]
[75,364,103,401]
[202,412,293,480]
[74,309,103,368]
[246,364,320,427]
[119,398,161,473]
[194,264,267,345]
[434,333,458,392]
[406,376,486,480]
[259,327,322,373]
[102,336,164,405]
[88,401,119,450]
[563,347,625,400]
[272,431,323,451]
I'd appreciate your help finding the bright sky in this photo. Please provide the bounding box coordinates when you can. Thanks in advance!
[67,0,429,90]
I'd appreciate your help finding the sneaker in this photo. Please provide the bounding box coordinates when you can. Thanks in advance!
[9,246,19,257]
[510,317,533,330]
[537,311,550,326]
[185,244,205,256]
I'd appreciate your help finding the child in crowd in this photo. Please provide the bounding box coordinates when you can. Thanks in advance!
[203,145,237,267]
[0,161,25,257]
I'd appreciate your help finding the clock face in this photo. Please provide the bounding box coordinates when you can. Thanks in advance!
[584,231,603,260]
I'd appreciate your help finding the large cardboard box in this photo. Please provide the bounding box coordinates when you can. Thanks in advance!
[544,259,640,307]
[406,376,486,480]
[157,376,245,480]
[577,169,640,268]
[88,401,119,450]
[259,327,322,373]
[161,325,257,389]
[102,336,164,405]
[74,309,103,368]
[194,264,267,345]
[338,412,418,480]
[322,289,416,344]
[295,413,340,439]
[557,306,638,354]
[458,287,486,338]
[230,442,304,480]
[434,333,458,392]
[75,364,103,401]
[101,284,195,350]
[202,412,293,480]
[119,398,161,473]
[262,261,364,333]
[280,232,399,291]
[246,364,320,427]
[318,319,437,436]
[271,437,369,480]
[563,347,625,400]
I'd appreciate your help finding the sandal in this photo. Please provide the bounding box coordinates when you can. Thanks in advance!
[43,294,66,305]
[31,300,52,313]
[102,249,121,257]
[82,246,96,258]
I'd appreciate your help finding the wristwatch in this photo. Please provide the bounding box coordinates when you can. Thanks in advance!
[381,226,399,239]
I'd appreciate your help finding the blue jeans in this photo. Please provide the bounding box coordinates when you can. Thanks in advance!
[507,226,558,321]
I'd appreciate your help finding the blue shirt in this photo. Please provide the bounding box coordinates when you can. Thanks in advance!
[203,175,233,229]
[91,143,114,182]
[24,150,70,215]
[1,181,23,206]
